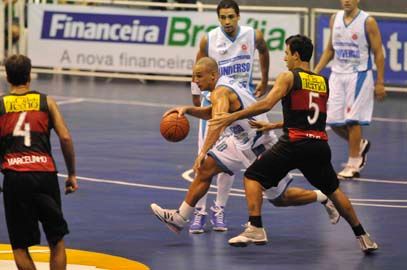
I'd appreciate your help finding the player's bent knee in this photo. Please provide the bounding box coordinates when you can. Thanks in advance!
[268,197,287,207]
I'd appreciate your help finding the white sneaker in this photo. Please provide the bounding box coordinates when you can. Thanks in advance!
[359,139,371,170]
[150,203,187,234]
[228,222,268,247]
[338,165,360,179]
[357,233,379,253]
[322,199,340,224]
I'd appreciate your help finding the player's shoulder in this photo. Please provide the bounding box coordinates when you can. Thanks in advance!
[214,77,235,94]
[365,13,377,24]
[278,71,295,81]
[240,25,256,36]
[240,25,254,31]
[208,26,222,35]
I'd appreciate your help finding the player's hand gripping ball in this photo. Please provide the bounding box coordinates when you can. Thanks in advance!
[160,112,190,142]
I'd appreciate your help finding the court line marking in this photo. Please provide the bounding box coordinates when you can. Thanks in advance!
[52,95,407,124]
[56,98,85,105]
[57,173,407,209]
[289,172,407,185]
[0,250,49,254]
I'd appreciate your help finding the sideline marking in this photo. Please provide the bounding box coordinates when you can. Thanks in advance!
[0,244,149,270]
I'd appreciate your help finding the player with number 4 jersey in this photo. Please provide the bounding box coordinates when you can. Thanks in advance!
[0,55,78,270]
[0,92,56,172]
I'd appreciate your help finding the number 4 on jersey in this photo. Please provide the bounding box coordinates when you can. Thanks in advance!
[13,112,31,147]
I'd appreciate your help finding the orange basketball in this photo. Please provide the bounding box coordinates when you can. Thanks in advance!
[160,112,190,142]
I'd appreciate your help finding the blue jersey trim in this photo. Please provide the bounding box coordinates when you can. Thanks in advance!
[200,94,211,139]
[364,16,373,70]
[207,151,234,175]
[248,29,256,94]
[343,10,361,28]
[328,120,370,126]
[221,26,240,43]
[327,121,347,126]
[355,71,367,100]
[345,119,371,126]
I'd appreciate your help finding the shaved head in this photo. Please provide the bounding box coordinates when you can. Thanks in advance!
[192,57,220,91]
[195,57,219,73]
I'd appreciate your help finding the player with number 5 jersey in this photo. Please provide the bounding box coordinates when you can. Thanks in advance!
[280,69,329,142]
[209,35,378,252]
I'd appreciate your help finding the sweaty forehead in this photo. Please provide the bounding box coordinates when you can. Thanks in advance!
[218,8,237,17]
[193,64,207,74]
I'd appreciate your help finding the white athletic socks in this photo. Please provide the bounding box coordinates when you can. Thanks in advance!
[314,190,328,203]
[348,157,363,169]
[215,173,234,207]
[179,201,195,220]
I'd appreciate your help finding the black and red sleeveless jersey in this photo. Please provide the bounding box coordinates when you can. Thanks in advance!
[0,91,57,172]
[281,68,329,142]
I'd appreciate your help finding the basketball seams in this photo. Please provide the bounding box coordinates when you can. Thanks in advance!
[160,113,189,142]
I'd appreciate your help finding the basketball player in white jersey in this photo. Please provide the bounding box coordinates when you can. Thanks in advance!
[189,0,270,233]
[314,0,386,179]
[151,57,340,235]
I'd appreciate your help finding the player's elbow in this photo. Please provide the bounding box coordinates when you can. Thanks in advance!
[59,133,73,145]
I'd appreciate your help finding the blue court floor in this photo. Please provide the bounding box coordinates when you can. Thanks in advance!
[0,74,406,270]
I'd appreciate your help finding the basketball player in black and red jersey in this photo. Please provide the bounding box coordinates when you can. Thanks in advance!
[209,35,378,253]
[0,55,78,270]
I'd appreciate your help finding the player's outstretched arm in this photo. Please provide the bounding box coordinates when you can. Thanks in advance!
[209,72,293,130]
[249,120,283,132]
[163,105,212,120]
[47,96,78,194]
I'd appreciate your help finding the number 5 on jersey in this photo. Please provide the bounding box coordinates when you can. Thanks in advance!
[307,92,320,125]
[13,112,31,147]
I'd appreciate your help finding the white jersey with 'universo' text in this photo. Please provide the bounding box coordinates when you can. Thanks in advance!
[332,10,372,73]
[207,26,256,91]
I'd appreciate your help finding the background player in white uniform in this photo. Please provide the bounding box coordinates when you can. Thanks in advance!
[189,0,270,233]
[151,57,340,235]
[314,0,386,179]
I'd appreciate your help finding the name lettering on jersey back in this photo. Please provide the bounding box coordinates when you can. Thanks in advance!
[7,155,48,166]
[3,94,41,113]
[298,72,327,93]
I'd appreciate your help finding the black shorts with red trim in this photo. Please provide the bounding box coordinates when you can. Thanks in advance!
[244,138,339,195]
[2,171,69,249]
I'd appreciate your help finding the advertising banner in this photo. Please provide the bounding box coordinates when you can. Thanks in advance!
[28,4,301,79]
[315,14,407,87]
